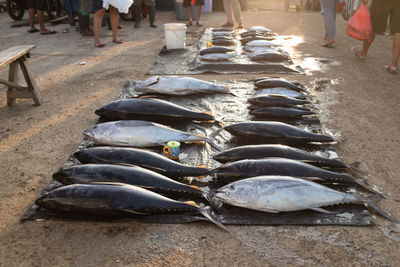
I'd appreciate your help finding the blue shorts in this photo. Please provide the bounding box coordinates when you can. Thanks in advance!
[92,0,103,11]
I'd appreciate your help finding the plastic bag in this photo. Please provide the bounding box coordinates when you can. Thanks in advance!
[346,3,372,40]
[342,0,361,21]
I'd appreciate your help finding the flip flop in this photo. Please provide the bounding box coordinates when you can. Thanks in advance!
[322,41,335,48]
[112,38,123,44]
[27,28,39,33]
[351,46,366,60]
[196,22,203,27]
[186,22,193,26]
[95,42,105,47]
[41,29,57,35]
[384,66,399,74]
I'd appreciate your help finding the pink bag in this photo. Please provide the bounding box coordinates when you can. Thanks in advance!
[346,3,373,40]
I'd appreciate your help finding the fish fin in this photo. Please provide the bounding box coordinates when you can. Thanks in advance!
[197,164,209,169]
[203,111,213,116]
[88,182,125,186]
[228,91,239,97]
[353,179,385,197]
[184,201,200,209]
[205,137,222,151]
[199,207,228,231]
[120,209,149,215]
[189,185,204,192]
[364,195,399,223]
[208,127,225,139]
[302,177,325,182]
[310,207,336,214]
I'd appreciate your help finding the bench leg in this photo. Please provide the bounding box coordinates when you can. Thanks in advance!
[7,61,18,106]
[18,58,42,106]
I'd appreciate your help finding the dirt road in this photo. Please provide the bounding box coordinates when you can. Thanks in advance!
[0,0,399,266]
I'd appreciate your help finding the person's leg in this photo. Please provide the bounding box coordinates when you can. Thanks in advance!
[196,5,202,26]
[223,0,233,25]
[37,10,47,32]
[388,33,400,71]
[320,0,337,45]
[28,8,37,31]
[94,8,105,45]
[109,6,120,42]
[185,7,192,25]
[357,33,375,58]
[231,0,243,27]
[148,4,156,27]
[134,2,142,27]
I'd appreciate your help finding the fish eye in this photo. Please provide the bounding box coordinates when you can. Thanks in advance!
[229,184,235,190]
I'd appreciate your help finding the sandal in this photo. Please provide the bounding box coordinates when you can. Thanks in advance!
[95,41,105,47]
[112,38,123,44]
[196,22,203,27]
[27,28,39,33]
[186,21,193,26]
[322,40,335,48]
[351,46,366,60]
[40,29,57,35]
[384,66,399,74]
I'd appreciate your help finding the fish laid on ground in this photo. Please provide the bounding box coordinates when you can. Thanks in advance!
[95,98,214,122]
[213,121,334,144]
[215,176,398,222]
[53,164,206,197]
[74,146,210,178]
[83,120,219,149]
[246,40,279,47]
[212,38,234,46]
[201,53,232,61]
[244,46,282,53]
[210,158,375,192]
[250,106,315,119]
[241,31,277,39]
[36,183,227,229]
[199,47,233,55]
[247,26,272,32]
[240,36,275,45]
[135,76,231,96]
[254,87,309,99]
[212,28,232,32]
[248,50,290,62]
[212,144,351,170]
[212,36,232,41]
[248,94,311,107]
[254,78,306,92]
[212,31,233,37]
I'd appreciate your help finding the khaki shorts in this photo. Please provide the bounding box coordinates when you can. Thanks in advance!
[370,0,400,34]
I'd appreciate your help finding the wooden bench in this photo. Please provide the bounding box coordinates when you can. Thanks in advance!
[0,45,42,106]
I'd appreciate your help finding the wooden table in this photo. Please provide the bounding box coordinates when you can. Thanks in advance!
[0,45,41,106]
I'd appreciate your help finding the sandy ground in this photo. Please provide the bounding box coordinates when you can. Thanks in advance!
[0,0,399,266]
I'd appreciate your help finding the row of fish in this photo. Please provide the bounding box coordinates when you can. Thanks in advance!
[200,26,291,63]
[35,75,398,226]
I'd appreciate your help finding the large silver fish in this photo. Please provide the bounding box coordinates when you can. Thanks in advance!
[135,76,231,96]
[213,121,334,144]
[248,50,290,62]
[254,87,309,99]
[94,98,214,122]
[246,40,279,47]
[83,120,219,149]
[215,176,398,222]
[36,183,227,229]
[201,53,232,61]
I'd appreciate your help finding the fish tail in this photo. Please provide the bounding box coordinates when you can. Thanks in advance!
[206,137,222,151]
[345,163,366,179]
[199,206,228,231]
[363,195,399,223]
[209,127,225,139]
[353,179,385,198]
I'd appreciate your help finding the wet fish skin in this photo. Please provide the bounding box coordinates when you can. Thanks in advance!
[83,120,217,149]
[212,144,348,170]
[211,158,359,186]
[95,98,214,122]
[201,53,232,61]
[246,40,279,47]
[199,47,233,55]
[212,38,234,46]
[73,146,210,178]
[36,183,201,215]
[215,176,399,223]
[250,106,315,119]
[248,94,311,107]
[254,78,306,92]
[135,76,231,96]
[240,36,275,44]
[53,164,205,197]
[247,26,272,32]
[248,50,290,62]
[254,87,309,99]
[221,121,334,144]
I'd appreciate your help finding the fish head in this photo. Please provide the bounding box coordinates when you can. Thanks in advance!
[215,180,257,206]
[52,170,75,185]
